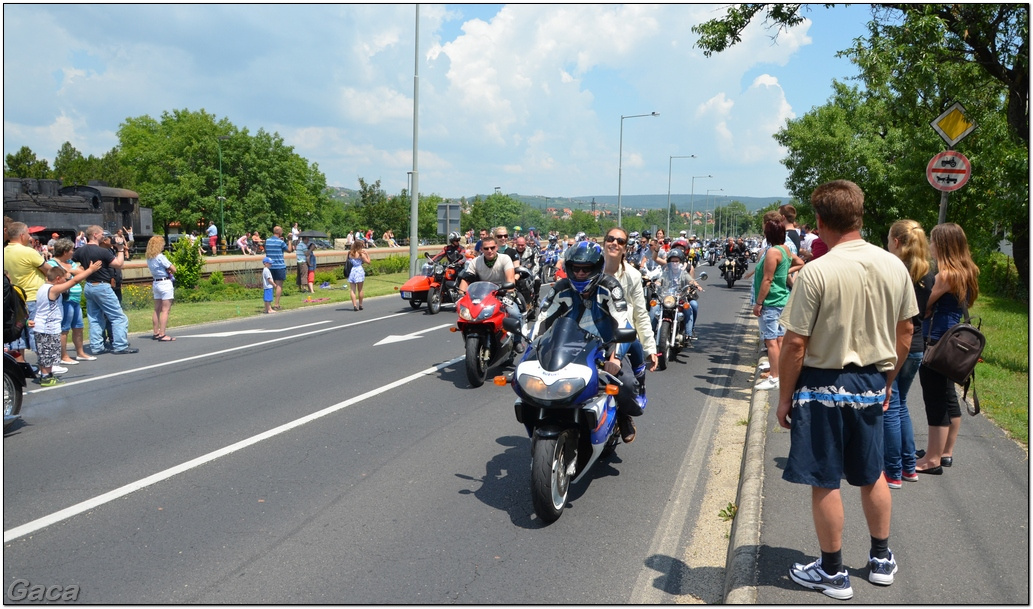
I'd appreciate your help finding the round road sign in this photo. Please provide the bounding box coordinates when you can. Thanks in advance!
[927,151,971,192]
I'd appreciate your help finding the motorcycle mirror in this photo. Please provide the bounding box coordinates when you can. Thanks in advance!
[699,271,708,281]
[502,316,522,335]
[615,327,638,344]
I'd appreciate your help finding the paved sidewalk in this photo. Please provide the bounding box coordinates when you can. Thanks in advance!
[725,357,1029,604]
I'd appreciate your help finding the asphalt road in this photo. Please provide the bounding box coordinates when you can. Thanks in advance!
[4,274,759,603]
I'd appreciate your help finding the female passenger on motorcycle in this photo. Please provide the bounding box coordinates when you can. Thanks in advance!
[532,241,641,443]
[602,227,658,415]
[651,248,704,340]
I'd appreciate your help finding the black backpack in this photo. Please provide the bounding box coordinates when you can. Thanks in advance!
[3,274,30,344]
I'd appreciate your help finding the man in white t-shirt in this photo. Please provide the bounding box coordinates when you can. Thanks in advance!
[458,236,524,336]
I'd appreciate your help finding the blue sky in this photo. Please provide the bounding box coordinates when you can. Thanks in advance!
[3,4,872,201]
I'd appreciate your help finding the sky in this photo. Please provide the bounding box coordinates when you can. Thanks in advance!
[3,4,874,202]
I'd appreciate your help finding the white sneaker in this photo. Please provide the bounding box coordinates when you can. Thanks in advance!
[758,361,771,372]
[51,364,69,375]
[755,376,779,390]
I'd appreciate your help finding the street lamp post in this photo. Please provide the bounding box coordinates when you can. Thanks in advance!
[216,135,230,255]
[707,188,723,237]
[617,111,659,226]
[666,155,696,235]
[690,174,712,239]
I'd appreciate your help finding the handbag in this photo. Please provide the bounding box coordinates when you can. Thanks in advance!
[923,298,985,415]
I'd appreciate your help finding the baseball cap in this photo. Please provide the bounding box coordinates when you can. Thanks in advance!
[262,257,273,264]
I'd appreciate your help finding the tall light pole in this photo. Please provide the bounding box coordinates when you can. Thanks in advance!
[690,174,712,238]
[409,5,421,276]
[666,155,696,235]
[617,111,659,226]
[707,188,723,237]
[216,135,230,255]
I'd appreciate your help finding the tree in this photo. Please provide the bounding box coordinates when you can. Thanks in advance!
[4,146,52,179]
[694,4,1029,286]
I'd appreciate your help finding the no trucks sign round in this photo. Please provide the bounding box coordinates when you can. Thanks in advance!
[927,151,971,192]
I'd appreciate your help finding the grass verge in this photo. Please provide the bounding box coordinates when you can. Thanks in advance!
[970,294,1029,447]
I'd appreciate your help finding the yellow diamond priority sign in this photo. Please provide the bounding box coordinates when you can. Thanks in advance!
[931,102,976,147]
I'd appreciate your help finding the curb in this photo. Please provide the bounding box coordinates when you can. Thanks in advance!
[723,354,770,604]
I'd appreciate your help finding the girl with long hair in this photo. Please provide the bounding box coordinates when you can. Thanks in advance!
[347,239,371,311]
[884,219,933,486]
[915,222,979,474]
[145,236,177,341]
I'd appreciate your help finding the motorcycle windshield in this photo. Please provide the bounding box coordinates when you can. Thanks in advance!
[534,316,596,372]
[660,281,682,297]
[466,281,499,304]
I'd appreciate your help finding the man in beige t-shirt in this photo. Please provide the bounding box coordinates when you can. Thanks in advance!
[775,180,917,600]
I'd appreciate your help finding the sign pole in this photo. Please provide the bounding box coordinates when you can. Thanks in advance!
[938,190,949,225]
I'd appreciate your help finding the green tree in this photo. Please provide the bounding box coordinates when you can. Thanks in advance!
[53,142,90,185]
[467,192,524,233]
[4,146,52,179]
[168,236,203,289]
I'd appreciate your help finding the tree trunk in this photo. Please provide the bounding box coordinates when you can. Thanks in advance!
[1011,219,1029,294]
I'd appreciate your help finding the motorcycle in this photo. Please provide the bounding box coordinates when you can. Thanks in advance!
[719,254,746,288]
[452,281,519,387]
[539,248,560,285]
[640,258,662,307]
[651,281,693,370]
[4,351,35,429]
[706,244,718,266]
[397,253,466,314]
[514,265,540,321]
[495,315,637,523]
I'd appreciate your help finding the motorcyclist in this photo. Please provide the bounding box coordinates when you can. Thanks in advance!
[458,236,526,343]
[510,236,541,318]
[432,231,467,265]
[650,247,703,342]
[602,227,659,424]
[532,241,642,443]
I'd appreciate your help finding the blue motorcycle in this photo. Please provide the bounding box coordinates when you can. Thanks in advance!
[498,316,636,523]
[538,248,560,284]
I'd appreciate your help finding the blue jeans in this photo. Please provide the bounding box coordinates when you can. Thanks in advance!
[685,299,698,336]
[883,352,921,478]
[83,282,129,352]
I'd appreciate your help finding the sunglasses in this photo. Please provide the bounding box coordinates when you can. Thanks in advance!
[496,234,509,238]
[482,246,497,251]
[604,235,627,246]
[569,265,593,275]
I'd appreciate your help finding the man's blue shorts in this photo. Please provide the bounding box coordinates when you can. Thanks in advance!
[270,267,287,282]
[782,364,887,489]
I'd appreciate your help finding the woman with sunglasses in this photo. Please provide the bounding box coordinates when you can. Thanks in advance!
[602,227,658,418]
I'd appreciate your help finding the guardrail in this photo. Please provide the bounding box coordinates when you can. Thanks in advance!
[120,245,442,284]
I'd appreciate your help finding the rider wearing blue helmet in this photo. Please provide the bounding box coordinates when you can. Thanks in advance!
[532,240,642,442]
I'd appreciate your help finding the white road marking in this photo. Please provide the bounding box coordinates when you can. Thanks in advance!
[176,320,332,338]
[4,355,465,543]
[25,312,411,395]
[374,323,455,345]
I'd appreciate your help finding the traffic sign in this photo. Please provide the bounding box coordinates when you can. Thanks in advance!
[931,102,976,147]
[927,151,971,192]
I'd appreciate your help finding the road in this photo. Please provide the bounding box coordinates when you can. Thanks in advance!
[4,273,758,603]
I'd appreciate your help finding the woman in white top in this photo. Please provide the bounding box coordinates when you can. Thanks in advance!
[146,236,177,341]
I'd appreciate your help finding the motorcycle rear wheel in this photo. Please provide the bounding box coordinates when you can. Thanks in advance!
[465,334,488,387]
[4,370,22,418]
[427,285,441,315]
[657,319,672,371]
[531,431,573,524]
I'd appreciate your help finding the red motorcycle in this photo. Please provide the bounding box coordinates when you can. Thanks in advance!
[451,281,517,387]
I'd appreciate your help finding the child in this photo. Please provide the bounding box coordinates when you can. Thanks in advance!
[35,261,102,386]
[262,257,275,313]
[306,242,317,293]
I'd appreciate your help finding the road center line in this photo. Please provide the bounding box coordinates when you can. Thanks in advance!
[4,355,465,543]
[26,312,414,395]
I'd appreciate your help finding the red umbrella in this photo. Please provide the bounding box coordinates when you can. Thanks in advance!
[27,226,47,233]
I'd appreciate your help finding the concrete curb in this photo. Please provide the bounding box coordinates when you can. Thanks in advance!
[723,355,770,604]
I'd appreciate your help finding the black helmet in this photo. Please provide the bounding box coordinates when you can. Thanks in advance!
[667,247,686,262]
[448,231,461,243]
[563,241,604,293]
[642,230,652,240]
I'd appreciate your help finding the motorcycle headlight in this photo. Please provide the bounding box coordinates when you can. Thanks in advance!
[517,374,586,401]
[663,295,677,308]
[476,304,496,321]
[434,264,444,275]
[458,306,474,321]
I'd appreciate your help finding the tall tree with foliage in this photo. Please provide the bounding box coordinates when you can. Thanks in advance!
[4,146,52,179]
[694,3,1029,286]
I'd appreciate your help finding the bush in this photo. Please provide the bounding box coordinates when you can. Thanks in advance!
[119,285,154,310]
[977,252,1025,302]
[314,270,337,285]
[176,281,256,303]
[169,237,204,289]
[208,270,224,285]
[368,255,411,275]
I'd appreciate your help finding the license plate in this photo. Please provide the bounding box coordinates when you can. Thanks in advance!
[401,291,412,299]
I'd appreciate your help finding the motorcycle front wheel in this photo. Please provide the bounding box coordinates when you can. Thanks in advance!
[465,334,488,387]
[657,319,672,370]
[531,430,574,524]
[426,285,441,315]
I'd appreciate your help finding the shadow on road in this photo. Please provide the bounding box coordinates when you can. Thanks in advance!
[644,553,725,603]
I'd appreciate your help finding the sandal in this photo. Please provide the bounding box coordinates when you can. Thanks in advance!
[152,334,161,340]
[157,334,176,342]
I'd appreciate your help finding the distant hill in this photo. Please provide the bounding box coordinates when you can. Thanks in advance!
[326,185,789,213]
